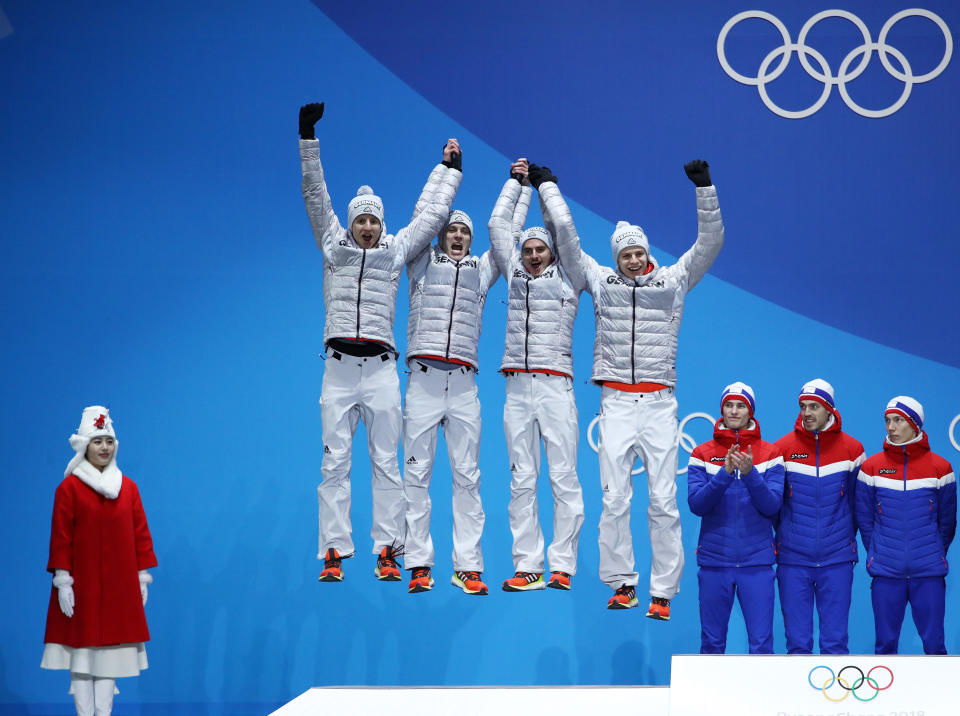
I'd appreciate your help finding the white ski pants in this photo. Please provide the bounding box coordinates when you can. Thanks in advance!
[317,349,405,559]
[402,362,484,571]
[597,386,684,598]
[504,372,584,574]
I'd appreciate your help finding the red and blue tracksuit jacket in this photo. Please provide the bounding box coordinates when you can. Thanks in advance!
[688,419,785,566]
[856,433,956,578]
[774,413,865,566]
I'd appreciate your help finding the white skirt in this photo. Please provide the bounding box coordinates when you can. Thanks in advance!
[41,642,148,679]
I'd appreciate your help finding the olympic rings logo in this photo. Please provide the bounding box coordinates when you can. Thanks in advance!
[808,664,894,702]
[950,414,960,453]
[587,411,714,476]
[717,9,953,118]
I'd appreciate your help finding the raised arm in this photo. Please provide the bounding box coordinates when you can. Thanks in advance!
[511,160,533,239]
[534,167,598,293]
[488,158,531,275]
[396,139,463,262]
[480,250,502,295]
[412,138,461,220]
[673,159,724,291]
[299,102,344,257]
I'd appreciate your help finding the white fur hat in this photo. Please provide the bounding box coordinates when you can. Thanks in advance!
[347,186,385,239]
[65,406,118,479]
[610,221,650,263]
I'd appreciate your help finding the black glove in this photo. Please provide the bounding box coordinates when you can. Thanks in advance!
[299,102,325,140]
[683,159,712,187]
[443,147,462,171]
[527,164,558,189]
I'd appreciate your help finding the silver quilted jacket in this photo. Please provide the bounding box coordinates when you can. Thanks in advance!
[300,139,461,350]
[544,181,724,386]
[405,243,500,369]
[489,178,584,376]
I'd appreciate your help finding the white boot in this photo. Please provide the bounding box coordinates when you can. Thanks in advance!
[93,677,116,716]
[70,674,94,716]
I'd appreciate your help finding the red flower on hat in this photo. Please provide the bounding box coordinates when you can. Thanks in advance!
[93,414,106,429]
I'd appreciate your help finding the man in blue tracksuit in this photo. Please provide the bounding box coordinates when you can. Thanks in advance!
[687,383,785,653]
[856,396,956,654]
[774,379,865,654]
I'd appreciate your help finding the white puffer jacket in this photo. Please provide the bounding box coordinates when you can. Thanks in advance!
[545,181,724,386]
[405,243,500,369]
[488,178,584,377]
[300,139,461,350]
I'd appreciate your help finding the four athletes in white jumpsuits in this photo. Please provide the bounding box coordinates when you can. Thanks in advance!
[544,160,724,617]
[298,102,462,582]
[402,148,501,595]
[488,159,586,592]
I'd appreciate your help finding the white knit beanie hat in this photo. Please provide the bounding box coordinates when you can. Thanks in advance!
[720,381,756,417]
[610,221,650,263]
[347,186,385,238]
[520,226,555,255]
[798,378,836,413]
[885,395,924,433]
[442,209,474,237]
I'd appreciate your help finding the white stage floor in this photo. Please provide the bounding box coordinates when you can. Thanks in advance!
[271,685,670,715]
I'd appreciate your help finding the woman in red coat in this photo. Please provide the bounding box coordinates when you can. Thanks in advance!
[41,406,157,716]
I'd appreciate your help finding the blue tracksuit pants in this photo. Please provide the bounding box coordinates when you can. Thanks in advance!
[698,565,774,654]
[871,576,946,655]
[777,562,853,654]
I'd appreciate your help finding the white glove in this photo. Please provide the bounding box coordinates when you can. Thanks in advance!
[53,570,74,618]
[139,570,152,607]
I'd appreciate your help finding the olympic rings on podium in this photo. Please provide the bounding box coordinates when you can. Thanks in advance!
[807,664,894,702]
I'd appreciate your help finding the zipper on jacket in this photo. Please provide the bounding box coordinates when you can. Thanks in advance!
[523,278,531,371]
[444,262,461,359]
[902,446,909,572]
[815,433,821,564]
[734,428,742,564]
[356,248,367,338]
[630,285,637,383]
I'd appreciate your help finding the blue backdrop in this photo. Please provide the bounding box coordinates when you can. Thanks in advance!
[1,1,958,713]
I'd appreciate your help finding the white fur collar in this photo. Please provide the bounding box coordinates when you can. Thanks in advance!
[71,459,122,499]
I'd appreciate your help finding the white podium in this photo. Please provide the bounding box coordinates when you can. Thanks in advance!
[273,655,956,715]
[270,685,670,715]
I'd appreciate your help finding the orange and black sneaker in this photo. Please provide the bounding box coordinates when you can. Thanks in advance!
[547,572,571,590]
[607,584,638,610]
[646,596,671,621]
[502,572,545,592]
[318,548,344,582]
[451,570,489,595]
[408,566,434,593]
[375,545,402,581]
